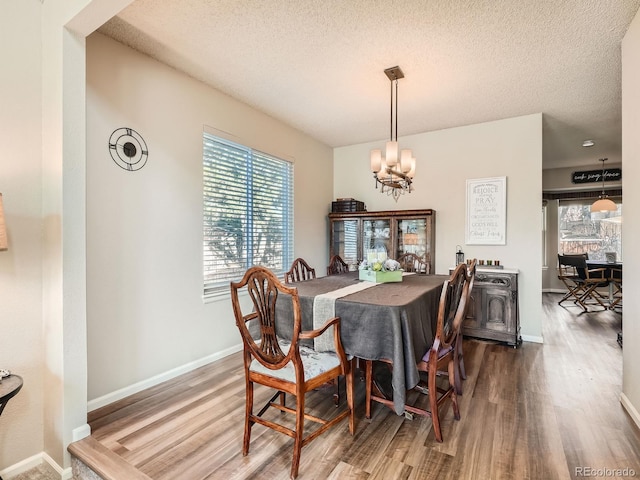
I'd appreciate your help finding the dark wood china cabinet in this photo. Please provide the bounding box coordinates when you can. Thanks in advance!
[328,209,436,274]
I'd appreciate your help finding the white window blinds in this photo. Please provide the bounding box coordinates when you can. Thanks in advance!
[203,133,293,294]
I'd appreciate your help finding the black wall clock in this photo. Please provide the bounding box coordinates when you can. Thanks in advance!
[108,127,149,171]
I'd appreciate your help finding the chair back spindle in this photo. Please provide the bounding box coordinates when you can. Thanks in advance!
[285,257,316,284]
[327,255,349,276]
[397,253,428,274]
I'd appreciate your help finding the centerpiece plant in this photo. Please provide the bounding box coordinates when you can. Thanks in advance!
[358,254,403,283]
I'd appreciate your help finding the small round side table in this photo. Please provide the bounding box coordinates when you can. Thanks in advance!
[0,375,23,480]
[0,374,23,416]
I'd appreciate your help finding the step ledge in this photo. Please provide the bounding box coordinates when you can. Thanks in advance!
[68,437,152,480]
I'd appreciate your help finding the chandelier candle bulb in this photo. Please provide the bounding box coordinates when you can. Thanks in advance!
[408,159,416,178]
[370,149,382,172]
[386,141,398,166]
[401,149,412,173]
[378,159,390,179]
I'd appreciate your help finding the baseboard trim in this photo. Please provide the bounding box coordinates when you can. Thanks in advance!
[521,334,544,344]
[73,423,92,442]
[43,452,73,480]
[620,392,640,429]
[88,344,243,412]
[0,452,72,480]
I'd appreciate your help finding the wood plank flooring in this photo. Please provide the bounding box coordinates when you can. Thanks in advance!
[70,293,640,479]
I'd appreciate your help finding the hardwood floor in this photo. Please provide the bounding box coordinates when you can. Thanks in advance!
[70,293,639,480]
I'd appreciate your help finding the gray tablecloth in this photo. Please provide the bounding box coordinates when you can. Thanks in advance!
[275,272,447,415]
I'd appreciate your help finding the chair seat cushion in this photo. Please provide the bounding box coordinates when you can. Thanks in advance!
[421,344,453,363]
[250,339,341,383]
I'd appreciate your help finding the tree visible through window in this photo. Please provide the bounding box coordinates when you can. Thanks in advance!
[558,201,622,262]
[203,133,293,294]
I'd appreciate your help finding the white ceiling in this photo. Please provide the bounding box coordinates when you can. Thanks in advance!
[98,0,640,170]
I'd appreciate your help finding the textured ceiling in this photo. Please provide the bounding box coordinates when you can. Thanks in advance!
[98,0,640,169]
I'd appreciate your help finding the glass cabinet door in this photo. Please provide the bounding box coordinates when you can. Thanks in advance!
[329,209,435,274]
[397,218,429,258]
[330,219,359,265]
[362,218,392,262]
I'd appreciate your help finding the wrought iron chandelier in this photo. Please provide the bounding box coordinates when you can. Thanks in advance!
[370,66,416,201]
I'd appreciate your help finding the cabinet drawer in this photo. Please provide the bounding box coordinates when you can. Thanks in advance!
[474,272,517,291]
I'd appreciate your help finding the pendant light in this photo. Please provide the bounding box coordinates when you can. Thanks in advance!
[370,66,416,201]
[590,158,617,212]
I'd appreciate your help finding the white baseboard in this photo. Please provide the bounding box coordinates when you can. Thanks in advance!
[620,392,640,429]
[0,452,72,480]
[543,288,565,294]
[72,423,91,442]
[521,334,544,344]
[88,344,243,412]
[43,451,73,480]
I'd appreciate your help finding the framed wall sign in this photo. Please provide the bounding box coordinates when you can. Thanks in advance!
[465,176,507,245]
[571,168,621,184]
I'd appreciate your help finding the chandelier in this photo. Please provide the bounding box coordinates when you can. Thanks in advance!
[590,158,617,212]
[370,66,416,201]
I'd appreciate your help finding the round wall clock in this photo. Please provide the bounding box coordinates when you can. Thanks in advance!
[108,127,149,171]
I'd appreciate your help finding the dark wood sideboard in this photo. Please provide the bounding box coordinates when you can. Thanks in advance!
[455,267,521,347]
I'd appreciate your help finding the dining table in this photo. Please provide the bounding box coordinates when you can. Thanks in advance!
[586,259,622,307]
[274,271,448,415]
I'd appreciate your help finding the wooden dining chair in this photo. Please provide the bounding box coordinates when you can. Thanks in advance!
[364,262,470,442]
[454,259,476,395]
[230,266,354,479]
[397,252,428,274]
[284,257,316,284]
[326,254,349,276]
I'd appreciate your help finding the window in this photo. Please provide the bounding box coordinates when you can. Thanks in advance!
[558,200,622,262]
[203,134,293,295]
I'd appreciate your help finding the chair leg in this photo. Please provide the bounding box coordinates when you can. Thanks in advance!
[429,365,442,443]
[365,360,373,419]
[449,359,460,421]
[243,381,253,456]
[290,391,305,479]
[579,284,607,310]
[332,378,340,407]
[454,337,465,395]
[457,337,466,380]
[558,285,581,305]
[347,358,355,434]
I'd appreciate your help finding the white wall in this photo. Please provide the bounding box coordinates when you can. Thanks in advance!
[1,0,132,474]
[621,8,640,426]
[41,0,134,472]
[334,114,543,341]
[0,0,45,469]
[85,33,334,401]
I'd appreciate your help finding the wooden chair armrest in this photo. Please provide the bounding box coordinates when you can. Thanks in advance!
[587,267,606,279]
[300,316,341,339]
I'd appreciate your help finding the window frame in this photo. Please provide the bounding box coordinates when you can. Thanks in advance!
[557,198,622,262]
[202,133,294,297]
